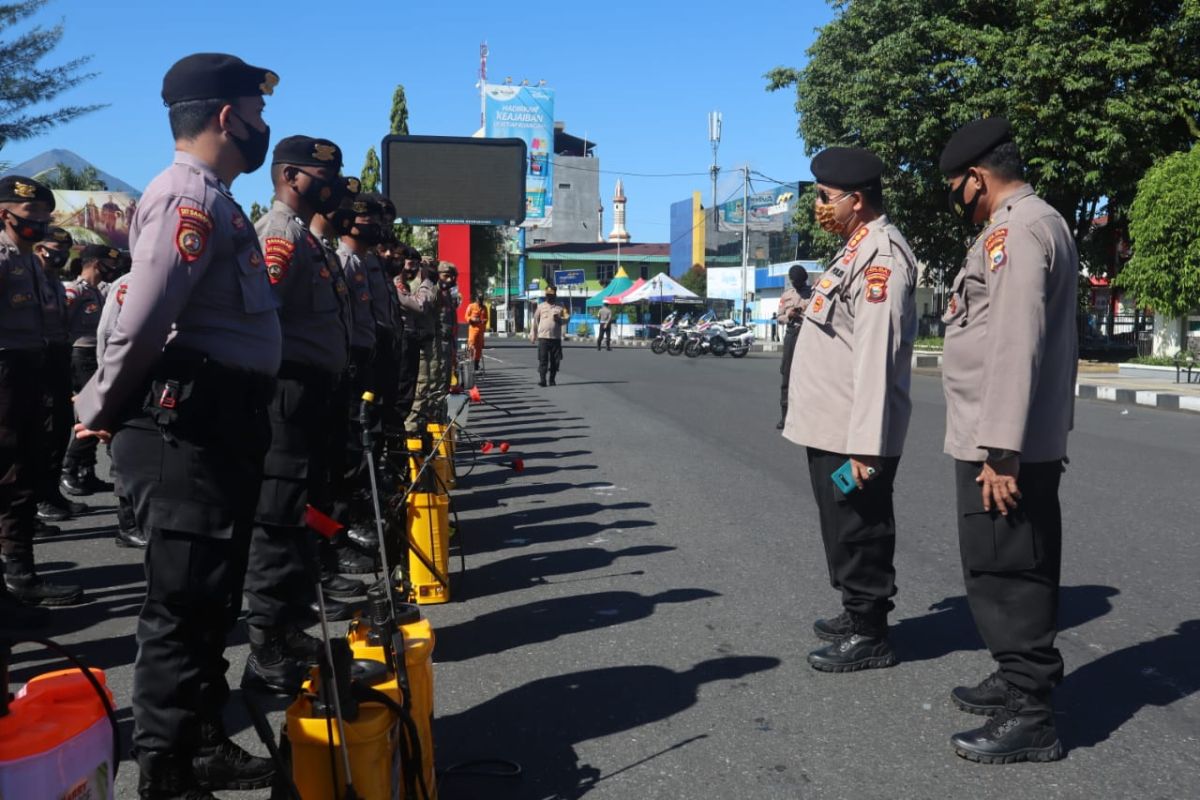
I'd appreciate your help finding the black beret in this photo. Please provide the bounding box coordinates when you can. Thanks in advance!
[46,227,73,246]
[343,176,361,196]
[810,147,883,190]
[162,52,279,105]
[272,135,343,170]
[341,192,382,216]
[81,244,121,261]
[0,175,55,208]
[939,117,1013,175]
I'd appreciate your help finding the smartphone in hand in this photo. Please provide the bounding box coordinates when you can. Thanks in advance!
[831,460,857,495]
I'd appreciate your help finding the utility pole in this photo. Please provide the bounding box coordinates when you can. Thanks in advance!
[708,111,722,227]
[741,164,749,325]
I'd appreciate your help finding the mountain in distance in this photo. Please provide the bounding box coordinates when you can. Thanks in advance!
[1,148,141,195]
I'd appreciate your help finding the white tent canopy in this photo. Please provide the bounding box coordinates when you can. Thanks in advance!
[621,272,702,304]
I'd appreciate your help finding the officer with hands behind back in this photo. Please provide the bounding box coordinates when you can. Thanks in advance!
[73,52,282,799]
[937,117,1078,765]
[782,147,917,674]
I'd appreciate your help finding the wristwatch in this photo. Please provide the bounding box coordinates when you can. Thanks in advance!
[986,448,1019,463]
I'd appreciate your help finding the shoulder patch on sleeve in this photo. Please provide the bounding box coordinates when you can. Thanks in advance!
[176,205,214,262]
[263,236,296,284]
[864,265,891,304]
[985,228,1008,271]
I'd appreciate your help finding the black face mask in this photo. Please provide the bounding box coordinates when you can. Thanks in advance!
[948,174,981,222]
[327,208,355,237]
[230,111,271,174]
[99,262,122,282]
[40,249,69,269]
[8,212,48,243]
[351,222,382,246]
[298,171,344,215]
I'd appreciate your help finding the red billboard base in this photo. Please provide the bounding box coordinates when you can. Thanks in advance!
[438,224,471,324]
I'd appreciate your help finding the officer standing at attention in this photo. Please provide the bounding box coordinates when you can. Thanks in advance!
[393,248,436,420]
[61,244,121,497]
[73,53,281,799]
[34,227,88,523]
[595,303,613,351]
[242,135,353,691]
[774,264,811,430]
[531,284,570,386]
[937,118,1077,764]
[0,176,84,612]
[782,147,917,672]
[405,256,441,432]
[434,261,460,400]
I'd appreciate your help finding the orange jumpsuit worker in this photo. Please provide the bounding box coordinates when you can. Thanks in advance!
[466,292,489,370]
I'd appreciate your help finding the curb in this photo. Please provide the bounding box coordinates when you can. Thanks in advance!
[1075,383,1200,415]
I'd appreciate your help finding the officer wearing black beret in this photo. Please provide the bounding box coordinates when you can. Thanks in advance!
[0,176,85,617]
[241,135,357,691]
[938,117,1078,763]
[74,52,281,798]
[783,146,918,672]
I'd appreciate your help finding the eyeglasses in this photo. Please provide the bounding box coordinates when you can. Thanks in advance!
[816,189,854,204]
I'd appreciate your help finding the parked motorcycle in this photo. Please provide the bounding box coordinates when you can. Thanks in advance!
[650,312,682,355]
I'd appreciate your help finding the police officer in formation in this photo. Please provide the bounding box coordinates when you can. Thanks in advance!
[774,263,810,430]
[938,117,1077,763]
[531,283,570,386]
[783,146,918,673]
[61,244,121,497]
[242,135,354,692]
[0,176,86,615]
[33,227,89,524]
[74,53,282,799]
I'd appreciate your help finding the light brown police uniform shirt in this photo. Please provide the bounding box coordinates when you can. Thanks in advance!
[76,151,282,430]
[532,300,569,340]
[783,216,918,457]
[942,184,1078,463]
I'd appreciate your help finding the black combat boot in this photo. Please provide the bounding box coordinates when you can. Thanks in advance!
[282,625,324,665]
[4,558,83,606]
[812,610,853,642]
[138,750,218,800]
[243,626,310,694]
[333,533,377,574]
[537,374,547,387]
[75,465,114,495]
[952,671,1009,715]
[807,612,896,672]
[347,523,379,552]
[0,578,49,631]
[549,372,557,386]
[116,497,149,548]
[309,595,355,622]
[951,686,1063,763]
[318,538,369,598]
[60,466,88,497]
[192,721,276,791]
[36,500,70,522]
[32,519,62,540]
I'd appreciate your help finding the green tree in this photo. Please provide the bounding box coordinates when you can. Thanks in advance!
[766,0,1200,290]
[0,0,103,149]
[680,263,707,298]
[389,84,409,136]
[1114,145,1200,348]
[388,84,413,243]
[468,225,506,298]
[249,201,267,223]
[360,146,380,193]
[35,162,105,190]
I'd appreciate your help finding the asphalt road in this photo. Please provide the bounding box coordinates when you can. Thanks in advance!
[11,341,1199,800]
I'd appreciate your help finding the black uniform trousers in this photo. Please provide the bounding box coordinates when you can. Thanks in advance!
[395,333,421,424]
[779,324,800,415]
[806,448,900,625]
[596,323,612,350]
[373,326,399,425]
[537,338,563,380]
[34,342,74,502]
[115,352,271,755]
[63,346,100,471]
[244,365,338,630]
[332,345,375,527]
[0,349,44,563]
[955,459,1064,697]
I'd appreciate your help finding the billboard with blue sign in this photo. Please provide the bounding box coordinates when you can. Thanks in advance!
[718,182,801,232]
[484,83,555,225]
[553,268,585,286]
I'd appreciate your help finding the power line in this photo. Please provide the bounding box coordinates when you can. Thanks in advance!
[553,160,712,179]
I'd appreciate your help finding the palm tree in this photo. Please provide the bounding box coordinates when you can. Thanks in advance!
[35,162,107,191]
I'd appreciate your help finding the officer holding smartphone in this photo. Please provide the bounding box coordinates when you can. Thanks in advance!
[782,147,917,672]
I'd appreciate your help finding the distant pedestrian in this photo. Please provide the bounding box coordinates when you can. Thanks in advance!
[596,304,613,351]
[531,285,569,386]
[938,117,1078,764]
[782,146,918,674]
[775,264,811,430]
[466,291,489,370]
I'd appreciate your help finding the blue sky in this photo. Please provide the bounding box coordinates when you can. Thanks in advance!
[5,0,835,238]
